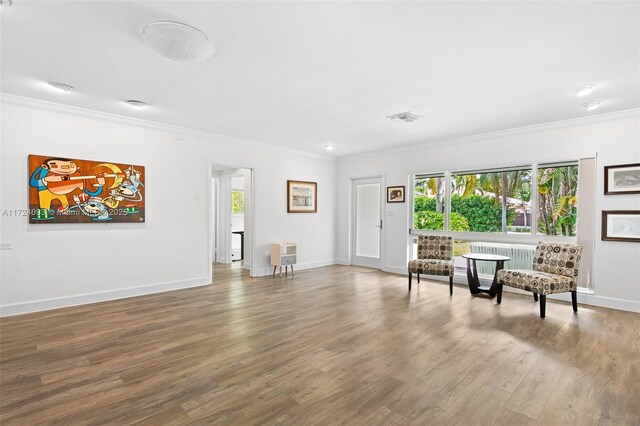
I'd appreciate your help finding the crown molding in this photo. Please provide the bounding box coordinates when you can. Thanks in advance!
[0,93,336,162]
[339,107,640,162]
[4,93,636,163]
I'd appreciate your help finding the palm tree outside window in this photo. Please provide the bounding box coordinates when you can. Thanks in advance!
[232,190,244,214]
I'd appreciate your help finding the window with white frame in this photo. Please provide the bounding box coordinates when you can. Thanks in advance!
[411,159,595,291]
[536,163,579,237]
[412,162,578,238]
[413,174,446,231]
[450,167,532,234]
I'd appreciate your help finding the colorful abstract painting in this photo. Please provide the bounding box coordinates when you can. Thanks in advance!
[28,155,145,224]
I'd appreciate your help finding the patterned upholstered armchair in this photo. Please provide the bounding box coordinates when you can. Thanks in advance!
[408,235,454,294]
[496,242,583,318]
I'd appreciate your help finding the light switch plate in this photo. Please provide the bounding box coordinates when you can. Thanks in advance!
[0,242,12,250]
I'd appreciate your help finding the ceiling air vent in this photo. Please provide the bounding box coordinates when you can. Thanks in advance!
[387,111,423,123]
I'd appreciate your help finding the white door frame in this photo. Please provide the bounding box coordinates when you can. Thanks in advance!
[208,161,257,279]
[218,174,233,263]
[350,174,385,269]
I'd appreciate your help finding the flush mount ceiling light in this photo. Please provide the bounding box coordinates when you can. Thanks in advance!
[0,0,13,7]
[141,21,215,63]
[126,100,147,109]
[47,82,74,93]
[581,100,603,111]
[387,111,423,123]
[573,84,597,97]
[325,145,335,151]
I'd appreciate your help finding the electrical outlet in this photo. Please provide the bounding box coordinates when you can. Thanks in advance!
[0,242,12,250]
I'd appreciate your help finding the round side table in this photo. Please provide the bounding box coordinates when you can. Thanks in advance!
[461,253,511,297]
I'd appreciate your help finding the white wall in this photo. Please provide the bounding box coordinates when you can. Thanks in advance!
[2,97,638,316]
[0,98,338,315]
[337,111,640,312]
[240,169,252,269]
[231,175,245,190]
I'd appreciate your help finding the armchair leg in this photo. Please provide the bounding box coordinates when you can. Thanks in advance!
[449,275,453,296]
[571,290,578,312]
[496,284,503,304]
[417,273,420,283]
[533,293,538,302]
[408,269,412,291]
[540,295,546,318]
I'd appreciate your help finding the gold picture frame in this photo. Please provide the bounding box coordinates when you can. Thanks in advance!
[287,180,317,213]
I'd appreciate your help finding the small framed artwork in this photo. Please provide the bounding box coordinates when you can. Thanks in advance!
[287,180,317,213]
[387,186,405,203]
[604,163,640,195]
[602,210,640,243]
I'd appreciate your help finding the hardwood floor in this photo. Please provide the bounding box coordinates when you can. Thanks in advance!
[1,264,639,425]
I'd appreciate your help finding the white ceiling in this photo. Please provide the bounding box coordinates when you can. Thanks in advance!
[2,1,639,157]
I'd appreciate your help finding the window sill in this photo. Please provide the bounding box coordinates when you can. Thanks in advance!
[411,230,577,245]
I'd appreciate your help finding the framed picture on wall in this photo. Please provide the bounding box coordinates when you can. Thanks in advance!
[602,210,640,243]
[28,154,145,224]
[287,180,317,213]
[387,186,405,203]
[604,163,640,195]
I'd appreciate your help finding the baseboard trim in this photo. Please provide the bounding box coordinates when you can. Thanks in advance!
[252,259,339,277]
[4,266,636,316]
[383,265,407,275]
[385,268,640,313]
[474,279,640,313]
[0,276,211,317]
[545,293,640,313]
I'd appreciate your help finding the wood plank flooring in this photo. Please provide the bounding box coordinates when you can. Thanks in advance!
[1,264,639,425]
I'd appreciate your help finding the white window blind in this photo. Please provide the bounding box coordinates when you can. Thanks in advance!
[576,157,596,290]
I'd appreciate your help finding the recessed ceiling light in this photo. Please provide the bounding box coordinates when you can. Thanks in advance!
[325,145,335,151]
[141,21,215,63]
[581,100,603,111]
[387,111,423,123]
[573,84,596,97]
[126,100,147,109]
[47,82,74,93]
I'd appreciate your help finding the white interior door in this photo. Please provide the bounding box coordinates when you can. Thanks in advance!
[352,177,383,269]
[216,174,233,264]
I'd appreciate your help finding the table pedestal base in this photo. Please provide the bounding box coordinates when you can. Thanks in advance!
[465,258,505,297]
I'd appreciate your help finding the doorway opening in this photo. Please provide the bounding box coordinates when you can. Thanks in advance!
[210,164,254,279]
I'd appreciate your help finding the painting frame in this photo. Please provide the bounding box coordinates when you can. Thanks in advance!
[28,154,146,224]
[604,163,640,195]
[287,180,317,213]
[601,210,640,243]
[387,186,405,203]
